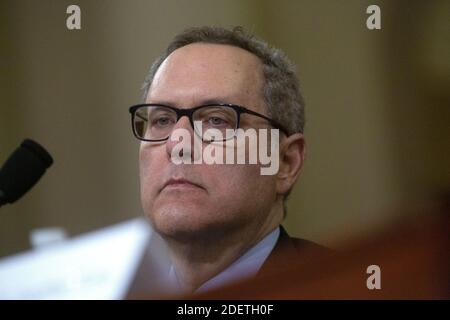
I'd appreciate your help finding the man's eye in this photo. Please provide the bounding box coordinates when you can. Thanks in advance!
[153,116,172,126]
[207,116,228,126]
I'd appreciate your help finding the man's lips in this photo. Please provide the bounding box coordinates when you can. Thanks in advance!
[162,178,204,191]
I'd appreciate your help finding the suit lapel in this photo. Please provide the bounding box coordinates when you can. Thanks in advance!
[256,225,299,277]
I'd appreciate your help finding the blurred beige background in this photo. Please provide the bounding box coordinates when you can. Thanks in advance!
[0,0,449,257]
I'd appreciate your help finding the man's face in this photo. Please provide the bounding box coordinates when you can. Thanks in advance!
[140,43,279,240]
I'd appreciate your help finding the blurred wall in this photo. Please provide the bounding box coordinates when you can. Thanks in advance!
[0,0,448,256]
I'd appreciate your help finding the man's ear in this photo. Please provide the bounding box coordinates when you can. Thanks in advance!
[276,133,306,195]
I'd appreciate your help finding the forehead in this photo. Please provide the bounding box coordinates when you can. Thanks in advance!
[147,43,265,109]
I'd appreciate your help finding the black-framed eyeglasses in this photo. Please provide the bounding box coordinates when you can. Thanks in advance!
[128,103,288,142]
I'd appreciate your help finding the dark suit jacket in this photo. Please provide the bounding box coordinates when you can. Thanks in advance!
[257,225,332,278]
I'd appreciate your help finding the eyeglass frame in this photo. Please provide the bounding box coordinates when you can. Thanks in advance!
[128,103,289,142]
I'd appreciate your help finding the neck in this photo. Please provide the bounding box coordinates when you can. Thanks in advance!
[163,206,283,292]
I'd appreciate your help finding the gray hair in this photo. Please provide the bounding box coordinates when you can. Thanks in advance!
[142,26,305,135]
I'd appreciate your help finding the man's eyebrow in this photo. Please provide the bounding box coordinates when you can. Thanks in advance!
[198,98,234,105]
[147,97,236,107]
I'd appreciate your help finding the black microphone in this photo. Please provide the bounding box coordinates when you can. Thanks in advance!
[0,139,53,207]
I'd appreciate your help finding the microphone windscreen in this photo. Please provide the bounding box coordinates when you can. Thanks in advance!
[0,139,53,205]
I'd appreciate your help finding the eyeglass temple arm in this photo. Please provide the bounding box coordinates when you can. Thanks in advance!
[242,109,289,135]
[135,114,147,122]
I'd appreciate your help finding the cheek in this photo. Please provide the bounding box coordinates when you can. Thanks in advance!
[139,146,165,209]
[207,164,276,211]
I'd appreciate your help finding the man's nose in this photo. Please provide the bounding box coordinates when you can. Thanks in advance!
[165,116,200,163]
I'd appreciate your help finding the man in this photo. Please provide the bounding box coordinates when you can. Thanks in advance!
[130,26,328,294]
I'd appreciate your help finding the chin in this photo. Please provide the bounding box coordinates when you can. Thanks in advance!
[148,204,238,242]
[149,204,207,232]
